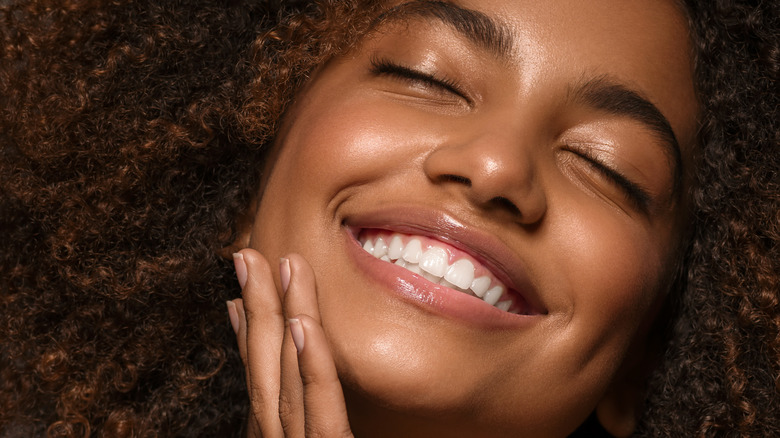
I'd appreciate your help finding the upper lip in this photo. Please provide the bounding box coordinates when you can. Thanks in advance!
[343,205,547,315]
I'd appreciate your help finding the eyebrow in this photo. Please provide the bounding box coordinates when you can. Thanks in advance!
[374,1,683,196]
[372,0,514,58]
[570,77,683,194]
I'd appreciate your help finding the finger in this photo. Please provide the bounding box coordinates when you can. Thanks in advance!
[234,249,285,438]
[282,254,321,321]
[230,298,263,437]
[278,255,317,437]
[280,321,305,437]
[290,315,353,438]
[231,298,248,370]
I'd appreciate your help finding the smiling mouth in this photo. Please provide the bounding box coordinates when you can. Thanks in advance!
[358,230,526,314]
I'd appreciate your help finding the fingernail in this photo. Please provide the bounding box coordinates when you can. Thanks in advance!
[289,318,304,353]
[233,253,247,289]
[226,300,239,334]
[280,257,291,293]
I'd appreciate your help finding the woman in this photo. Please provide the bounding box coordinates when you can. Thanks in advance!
[1,0,777,436]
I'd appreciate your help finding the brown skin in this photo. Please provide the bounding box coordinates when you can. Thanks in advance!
[231,0,698,436]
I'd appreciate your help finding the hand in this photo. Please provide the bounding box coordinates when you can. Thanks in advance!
[227,249,353,438]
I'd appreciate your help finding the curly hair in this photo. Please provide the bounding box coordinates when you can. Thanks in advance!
[636,0,779,436]
[0,0,776,437]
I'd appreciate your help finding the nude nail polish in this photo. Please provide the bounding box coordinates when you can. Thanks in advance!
[289,318,304,353]
[280,257,291,293]
[226,301,239,334]
[233,253,247,289]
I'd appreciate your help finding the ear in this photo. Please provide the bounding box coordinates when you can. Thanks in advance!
[217,198,257,259]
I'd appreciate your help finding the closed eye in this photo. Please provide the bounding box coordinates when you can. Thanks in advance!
[369,56,471,104]
[568,148,652,213]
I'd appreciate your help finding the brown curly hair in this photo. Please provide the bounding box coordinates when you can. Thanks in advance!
[636,0,779,436]
[0,0,777,436]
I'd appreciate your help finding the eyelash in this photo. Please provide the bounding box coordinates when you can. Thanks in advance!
[369,57,469,102]
[568,148,652,212]
[369,58,650,212]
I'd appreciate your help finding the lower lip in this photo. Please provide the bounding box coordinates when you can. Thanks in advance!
[343,229,537,329]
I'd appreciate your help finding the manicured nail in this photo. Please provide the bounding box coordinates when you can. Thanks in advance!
[233,253,247,289]
[289,318,304,353]
[226,301,239,334]
[280,257,291,293]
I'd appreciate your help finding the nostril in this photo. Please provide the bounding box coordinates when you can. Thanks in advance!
[489,196,521,216]
[441,174,472,187]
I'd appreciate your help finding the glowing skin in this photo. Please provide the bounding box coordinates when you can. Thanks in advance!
[240,0,698,436]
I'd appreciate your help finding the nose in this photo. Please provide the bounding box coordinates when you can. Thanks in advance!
[423,133,547,225]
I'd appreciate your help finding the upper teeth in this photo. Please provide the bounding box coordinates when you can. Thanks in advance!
[360,232,516,313]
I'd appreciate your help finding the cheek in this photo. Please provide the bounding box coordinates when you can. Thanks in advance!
[250,100,374,247]
[280,95,426,189]
[567,225,661,313]
[250,93,433,268]
[548,199,671,366]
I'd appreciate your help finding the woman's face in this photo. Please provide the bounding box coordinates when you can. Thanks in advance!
[246,0,697,435]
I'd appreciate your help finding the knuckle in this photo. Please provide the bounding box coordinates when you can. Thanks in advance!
[248,385,267,414]
[301,370,337,389]
[244,306,284,327]
[248,382,264,400]
[304,420,353,438]
[277,392,297,423]
[242,305,260,321]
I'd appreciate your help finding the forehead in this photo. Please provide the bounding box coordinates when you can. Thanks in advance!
[370,0,698,149]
